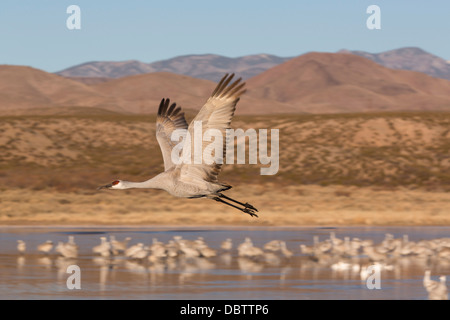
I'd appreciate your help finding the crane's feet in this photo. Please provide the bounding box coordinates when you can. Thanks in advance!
[244,203,258,212]
[243,208,258,218]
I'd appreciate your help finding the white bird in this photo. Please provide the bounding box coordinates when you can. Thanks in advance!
[329,232,343,246]
[197,244,217,258]
[55,241,78,259]
[280,241,293,258]
[221,238,233,251]
[423,270,448,300]
[363,245,388,262]
[67,236,76,245]
[165,240,180,258]
[17,240,26,254]
[178,242,201,259]
[264,240,282,252]
[238,241,264,258]
[237,237,254,252]
[125,243,144,258]
[98,74,258,217]
[37,240,53,254]
[110,236,131,254]
[149,240,167,261]
[130,247,149,260]
[65,236,79,257]
[438,247,450,260]
[92,237,112,257]
[299,244,314,256]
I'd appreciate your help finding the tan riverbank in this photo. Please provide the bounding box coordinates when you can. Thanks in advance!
[1,185,448,226]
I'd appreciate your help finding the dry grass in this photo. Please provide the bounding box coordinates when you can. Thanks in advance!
[0,185,448,226]
[0,112,449,225]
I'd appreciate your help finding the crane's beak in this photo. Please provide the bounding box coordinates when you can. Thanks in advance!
[97,183,113,190]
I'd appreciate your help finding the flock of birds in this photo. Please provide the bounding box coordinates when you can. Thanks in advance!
[299,232,449,300]
[15,232,449,300]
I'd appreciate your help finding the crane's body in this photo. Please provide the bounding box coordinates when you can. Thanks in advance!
[108,169,227,198]
[99,74,258,217]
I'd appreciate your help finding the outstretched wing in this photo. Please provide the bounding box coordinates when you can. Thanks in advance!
[178,74,246,186]
[156,98,189,171]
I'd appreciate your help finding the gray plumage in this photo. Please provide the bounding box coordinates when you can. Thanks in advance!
[99,74,258,217]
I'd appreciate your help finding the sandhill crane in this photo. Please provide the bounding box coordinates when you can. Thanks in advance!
[148,246,167,263]
[125,243,145,258]
[237,237,254,252]
[178,241,201,258]
[98,74,258,217]
[438,247,450,260]
[221,238,233,251]
[92,237,112,257]
[17,240,26,254]
[195,241,217,258]
[423,270,448,300]
[237,238,264,258]
[110,236,131,255]
[130,246,149,260]
[37,240,53,254]
[264,240,282,252]
[363,245,388,263]
[56,236,78,257]
[165,240,180,258]
[55,236,79,258]
[280,241,293,258]
[55,241,78,259]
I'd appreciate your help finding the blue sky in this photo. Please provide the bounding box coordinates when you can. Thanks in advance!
[0,0,449,72]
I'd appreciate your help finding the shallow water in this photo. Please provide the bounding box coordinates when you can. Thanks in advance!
[0,226,449,300]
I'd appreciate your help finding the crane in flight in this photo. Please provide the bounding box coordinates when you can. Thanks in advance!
[98,74,258,217]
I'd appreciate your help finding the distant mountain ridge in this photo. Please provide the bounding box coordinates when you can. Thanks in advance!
[340,47,450,81]
[56,54,292,81]
[56,47,450,82]
[59,60,154,78]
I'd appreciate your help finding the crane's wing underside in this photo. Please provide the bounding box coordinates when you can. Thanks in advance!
[156,99,189,171]
[178,74,246,185]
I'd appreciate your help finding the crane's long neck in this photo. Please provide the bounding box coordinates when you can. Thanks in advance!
[120,174,165,190]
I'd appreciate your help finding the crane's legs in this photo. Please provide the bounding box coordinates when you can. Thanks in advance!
[219,193,258,212]
[213,194,258,218]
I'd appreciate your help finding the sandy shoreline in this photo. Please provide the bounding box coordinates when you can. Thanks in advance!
[1,185,449,226]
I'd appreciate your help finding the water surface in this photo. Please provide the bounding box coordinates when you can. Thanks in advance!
[0,226,448,300]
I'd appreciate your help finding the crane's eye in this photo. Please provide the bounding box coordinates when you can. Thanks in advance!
[112,180,120,185]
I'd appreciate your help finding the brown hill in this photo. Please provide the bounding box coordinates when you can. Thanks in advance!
[93,71,297,114]
[93,72,216,114]
[0,65,124,114]
[246,52,450,113]
[66,76,112,85]
[4,53,450,116]
[0,65,295,116]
